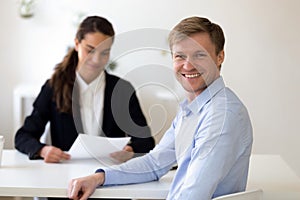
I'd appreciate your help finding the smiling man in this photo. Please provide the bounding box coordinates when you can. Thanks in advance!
[68,16,253,200]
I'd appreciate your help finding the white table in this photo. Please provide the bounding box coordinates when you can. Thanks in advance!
[0,150,173,199]
[1,150,300,199]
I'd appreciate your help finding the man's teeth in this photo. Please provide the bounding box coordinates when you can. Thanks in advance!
[184,73,201,78]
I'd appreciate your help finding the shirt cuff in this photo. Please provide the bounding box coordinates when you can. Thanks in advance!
[95,168,105,174]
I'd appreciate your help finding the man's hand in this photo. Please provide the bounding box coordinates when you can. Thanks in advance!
[110,145,134,163]
[40,146,71,163]
[68,173,105,200]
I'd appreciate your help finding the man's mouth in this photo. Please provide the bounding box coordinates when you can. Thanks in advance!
[182,73,201,78]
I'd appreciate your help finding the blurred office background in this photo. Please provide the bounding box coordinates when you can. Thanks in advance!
[0,0,299,179]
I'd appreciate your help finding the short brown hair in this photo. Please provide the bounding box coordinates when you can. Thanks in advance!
[168,16,225,55]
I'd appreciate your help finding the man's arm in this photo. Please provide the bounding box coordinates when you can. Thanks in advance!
[68,119,179,199]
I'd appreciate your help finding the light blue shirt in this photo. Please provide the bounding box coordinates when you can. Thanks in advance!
[101,76,253,199]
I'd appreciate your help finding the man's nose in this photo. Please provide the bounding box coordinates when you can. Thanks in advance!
[182,58,195,70]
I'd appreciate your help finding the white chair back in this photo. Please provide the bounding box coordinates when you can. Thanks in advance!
[212,189,263,200]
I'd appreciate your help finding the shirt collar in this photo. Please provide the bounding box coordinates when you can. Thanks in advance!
[180,76,225,116]
[76,71,105,94]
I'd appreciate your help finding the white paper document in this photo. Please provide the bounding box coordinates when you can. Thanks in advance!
[68,134,131,162]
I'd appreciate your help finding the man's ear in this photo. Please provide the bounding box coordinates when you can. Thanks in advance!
[217,50,225,65]
[217,50,225,69]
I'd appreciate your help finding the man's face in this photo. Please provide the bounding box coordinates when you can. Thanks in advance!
[172,32,224,101]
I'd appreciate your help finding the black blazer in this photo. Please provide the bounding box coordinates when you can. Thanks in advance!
[15,72,155,159]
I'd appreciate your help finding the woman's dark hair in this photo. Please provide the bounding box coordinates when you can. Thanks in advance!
[49,16,115,113]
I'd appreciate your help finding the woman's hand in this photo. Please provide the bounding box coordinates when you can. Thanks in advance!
[40,146,71,163]
[68,173,105,200]
[110,145,134,163]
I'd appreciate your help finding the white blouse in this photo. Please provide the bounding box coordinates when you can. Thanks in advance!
[76,71,105,136]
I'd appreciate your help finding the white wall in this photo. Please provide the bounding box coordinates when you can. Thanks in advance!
[0,0,299,176]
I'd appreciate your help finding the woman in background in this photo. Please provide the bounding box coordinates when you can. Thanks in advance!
[15,15,154,163]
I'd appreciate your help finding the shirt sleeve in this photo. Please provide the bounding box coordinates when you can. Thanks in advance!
[100,117,179,186]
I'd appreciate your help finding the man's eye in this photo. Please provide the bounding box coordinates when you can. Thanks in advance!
[175,54,185,59]
[101,51,110,56]
[195,53,206,58]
